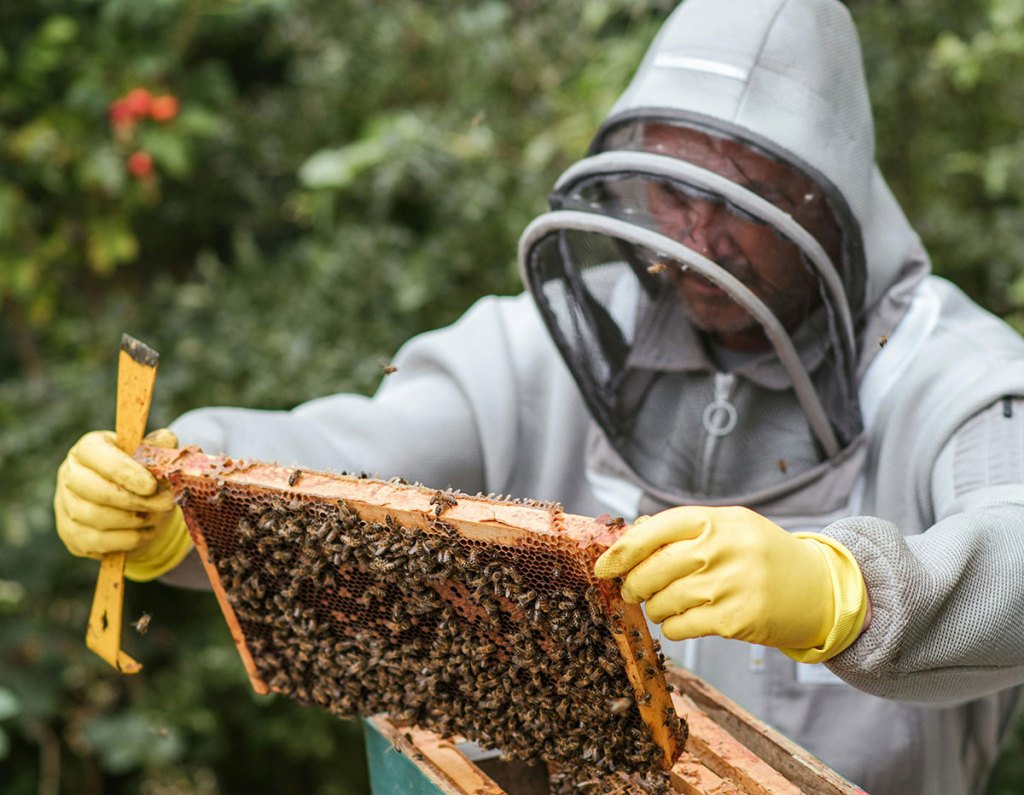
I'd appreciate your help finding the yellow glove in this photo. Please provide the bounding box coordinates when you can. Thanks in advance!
[54,428,193,582]
[594,506,868,663]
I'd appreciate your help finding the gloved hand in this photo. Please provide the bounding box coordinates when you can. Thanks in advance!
[54,428,193,582]
[594,506,868,663]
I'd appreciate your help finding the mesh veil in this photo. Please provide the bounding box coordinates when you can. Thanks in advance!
[519,123,863,502]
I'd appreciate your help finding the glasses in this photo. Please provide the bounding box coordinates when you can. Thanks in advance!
[645,181,773,246]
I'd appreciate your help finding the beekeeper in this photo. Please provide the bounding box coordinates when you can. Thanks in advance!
[53,0,1024,792]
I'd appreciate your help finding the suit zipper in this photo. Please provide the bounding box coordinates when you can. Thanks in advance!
[699,372,737,494]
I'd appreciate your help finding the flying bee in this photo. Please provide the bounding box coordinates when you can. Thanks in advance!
[132,612,152,635]
[381,363,399,376]
[879,335,889,348]
[608,697,632,716]
[646,262,669,275]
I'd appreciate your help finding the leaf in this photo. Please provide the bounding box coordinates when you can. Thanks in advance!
[7,119,61,165]
[0,579,26,611]
[0,185,22,240]
[86,217,139,275]
[299,112,427,190]
[0,687,21,722]
[298,137,389,190]
[77,145,127,195]
[139,127,191,178]
[84,713,184,775]
[38,15,79,46]
[175,106,227,138]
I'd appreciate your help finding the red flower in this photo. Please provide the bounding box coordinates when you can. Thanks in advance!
[149,95,180,122]
[108,99,135,126]
[127,151,154,179]
[122,87,153,117]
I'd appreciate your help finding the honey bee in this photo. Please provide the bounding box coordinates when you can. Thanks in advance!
[132,612,152,635]
[878,335,888,348]
[429,490,458,517]
[238,517,255,541]
[646,262,669,274]
[288,469,302,486]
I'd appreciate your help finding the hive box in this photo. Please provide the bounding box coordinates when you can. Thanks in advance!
[365,665,867,795]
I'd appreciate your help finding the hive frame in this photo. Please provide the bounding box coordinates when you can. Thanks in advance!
[137,445,683,772]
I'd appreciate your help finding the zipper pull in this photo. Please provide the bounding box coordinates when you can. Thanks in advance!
[702,372,737,437]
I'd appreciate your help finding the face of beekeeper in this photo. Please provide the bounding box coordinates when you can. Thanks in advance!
[643,123,842,352]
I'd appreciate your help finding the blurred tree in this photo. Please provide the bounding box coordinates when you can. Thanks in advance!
[850,0,1024,322]
[2,1,1023,793]
[0,1,673,793]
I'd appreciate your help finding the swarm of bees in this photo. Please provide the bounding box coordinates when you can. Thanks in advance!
[183,481,684,791]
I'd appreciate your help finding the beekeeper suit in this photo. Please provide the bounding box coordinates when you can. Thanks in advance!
[54,0,1024,792]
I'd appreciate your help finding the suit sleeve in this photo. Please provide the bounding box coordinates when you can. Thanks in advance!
[159,294,535,589]
[822,398,1024,704]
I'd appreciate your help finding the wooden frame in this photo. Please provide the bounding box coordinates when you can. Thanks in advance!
[136,445,683,768]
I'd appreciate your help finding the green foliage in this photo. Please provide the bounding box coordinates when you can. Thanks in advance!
[0,1,243,333]
[0,1,672,793]
[3,1,1024,793]
[851,0,1024,325]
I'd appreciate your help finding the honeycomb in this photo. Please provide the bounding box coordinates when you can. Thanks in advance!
[138,445,686,787]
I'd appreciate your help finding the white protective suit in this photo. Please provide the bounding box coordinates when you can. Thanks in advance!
[165,1,1024,793]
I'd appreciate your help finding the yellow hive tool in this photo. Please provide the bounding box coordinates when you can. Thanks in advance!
[85,334,160,673]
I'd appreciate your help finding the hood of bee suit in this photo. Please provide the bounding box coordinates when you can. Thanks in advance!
[517,0,929,510]
[592,0,926,317]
